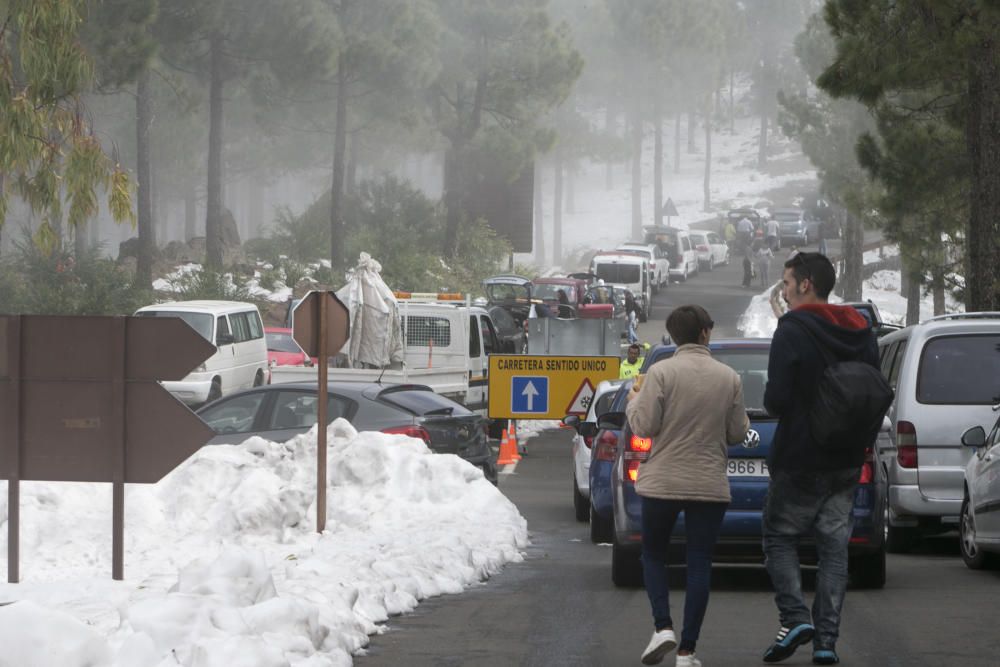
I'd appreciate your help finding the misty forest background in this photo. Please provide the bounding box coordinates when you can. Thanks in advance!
[1,0,999,319]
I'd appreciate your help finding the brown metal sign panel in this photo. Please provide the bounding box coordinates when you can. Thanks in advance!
[125,383,216,483]
[126,317,217,381]
[292,290,350,358]
[21,316,118,380]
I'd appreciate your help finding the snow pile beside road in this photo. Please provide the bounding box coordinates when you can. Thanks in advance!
[0,420,527,666]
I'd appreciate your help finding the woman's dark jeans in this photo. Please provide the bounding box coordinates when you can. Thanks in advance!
[641,496,728,652]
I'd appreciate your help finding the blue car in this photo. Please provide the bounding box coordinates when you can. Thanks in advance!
[585,381,633,543]
[606,339,887,589]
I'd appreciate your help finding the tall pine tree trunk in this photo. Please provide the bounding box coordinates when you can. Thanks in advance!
[443,146,464,258]
[74,219,87,258]
[931,268,946,315]
[729,68,735,134]
[553,152,563,265]
[205,33,226,270]
[329,57,349,271]
[631,105,643,240]
[533,158,545,264]
[758,113,769,171]
[841,211,863,301]
[687,108,697,153]
[965,34,1000,311]
[653,100,663,227]
[565,163,575,214]
[605,102,615,190]
[703,95,712,212]
[184,187,196,242]
[346,131,358,193]
[905,262,922,326]
[673,113,681,174]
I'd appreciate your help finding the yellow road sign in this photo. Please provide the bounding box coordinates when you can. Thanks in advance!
[488,355,621,420]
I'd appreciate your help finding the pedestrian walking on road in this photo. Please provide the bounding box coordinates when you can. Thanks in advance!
[742,243,755,289]
[626,305,751,667]
[766,217,780,252]
[760,252,881,666]
[754,241,774,289]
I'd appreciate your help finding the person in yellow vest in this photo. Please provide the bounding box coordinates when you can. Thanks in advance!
[620,343,644,379]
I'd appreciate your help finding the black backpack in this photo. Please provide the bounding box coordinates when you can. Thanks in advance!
[790,320,894,452]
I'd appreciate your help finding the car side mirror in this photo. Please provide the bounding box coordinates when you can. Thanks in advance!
[562,414,581,431]
[597,411,626,431]
[578,422,598,438]
[961,426,987,448]
[216,332,234,346]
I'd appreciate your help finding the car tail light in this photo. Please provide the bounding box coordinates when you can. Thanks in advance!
[583,435,594,449]
[382,425,432,446]
[594,430,618,461]
[896,421,917,469]
[626,459,641,483]
[630,435,652,453]
[857,447,874,484]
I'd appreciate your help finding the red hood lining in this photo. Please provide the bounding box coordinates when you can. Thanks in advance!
[795,303,869,330]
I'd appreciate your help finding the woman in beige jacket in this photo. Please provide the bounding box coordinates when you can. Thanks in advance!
[626,305,750,667]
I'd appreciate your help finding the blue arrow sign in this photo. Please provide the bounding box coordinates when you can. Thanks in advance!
[511,376,548,414]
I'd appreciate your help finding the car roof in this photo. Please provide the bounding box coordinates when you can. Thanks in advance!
[533,277,581,285]
[197,381,437,410]
[136,300,257,314]
[772,207,804,214]
[645,338,771,360]
[878,313,1000,345]
[483,275,531,286]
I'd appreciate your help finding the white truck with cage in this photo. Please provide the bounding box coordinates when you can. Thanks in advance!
[270,292,502,418]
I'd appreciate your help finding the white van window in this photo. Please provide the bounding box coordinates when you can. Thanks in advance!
[406,316,451,347]
[595,264,641,284]
[248,311,263,339]
[469,315,481,357]
[917,335,1000,404]
[136,310,212,342]
[481,316,497,355]
[230,312,252,343]
[216,315,230,343]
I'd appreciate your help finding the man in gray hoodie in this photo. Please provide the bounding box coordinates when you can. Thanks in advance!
[626,305,750,667]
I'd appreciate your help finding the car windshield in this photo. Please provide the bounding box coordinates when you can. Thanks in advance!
[533,283,576,302]
[618,246,651,258]
[773,211,803,222]
[135,310,213,342]
[486,283,529,303]
[690,233,707,244]
[594,264,641,284]
[645,349,770,412]
[266,330,301,353]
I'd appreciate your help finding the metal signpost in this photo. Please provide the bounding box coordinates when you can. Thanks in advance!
[0,315,216,582]
[487,355,621,420]
[292,290,350,533]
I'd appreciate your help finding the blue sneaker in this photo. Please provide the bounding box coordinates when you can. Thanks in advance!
[812,648,840,665]
[762,623,815,663]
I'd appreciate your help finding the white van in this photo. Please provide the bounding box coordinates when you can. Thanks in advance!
[134,300,269,406]
[589,252,652,322]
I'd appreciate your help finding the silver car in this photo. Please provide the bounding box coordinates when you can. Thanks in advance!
[877,313,1000,552]
[959,413,1000,569]
[562,379,625,522]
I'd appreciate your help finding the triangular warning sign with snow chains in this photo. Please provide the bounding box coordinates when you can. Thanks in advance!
[565,378,596,416]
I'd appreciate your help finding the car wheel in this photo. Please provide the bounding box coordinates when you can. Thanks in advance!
[886,521,919,554]
[611,540,644,588]
[590,505,613,543]
[573,477,589,522]
[959,495,997,569]
[848,549,886,589]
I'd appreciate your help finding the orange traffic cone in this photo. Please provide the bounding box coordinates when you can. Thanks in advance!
[509,423,524,458]
[497,428,520,465]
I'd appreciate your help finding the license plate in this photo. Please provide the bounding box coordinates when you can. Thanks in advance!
[727,458,769,477]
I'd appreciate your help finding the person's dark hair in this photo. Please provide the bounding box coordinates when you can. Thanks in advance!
[628,343,641,354]
[784,252,836,299]
[666,305,714,346]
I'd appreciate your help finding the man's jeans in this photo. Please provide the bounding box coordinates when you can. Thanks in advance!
[641,497,728,652]
[763,468,860,649]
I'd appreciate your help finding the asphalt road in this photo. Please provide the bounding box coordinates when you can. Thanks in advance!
[356,233,1000,666]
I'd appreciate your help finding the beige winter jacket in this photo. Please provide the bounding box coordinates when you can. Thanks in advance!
[625,344,749,503]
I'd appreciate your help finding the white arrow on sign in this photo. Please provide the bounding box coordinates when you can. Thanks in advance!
[522,381,539,411]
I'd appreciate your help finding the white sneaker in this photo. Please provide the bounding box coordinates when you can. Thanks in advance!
[676,654,702,667]
[641,628,678,665]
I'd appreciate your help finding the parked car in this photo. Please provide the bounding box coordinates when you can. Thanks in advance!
[588,252,653,322]
[265,327,314,367]
[688,230,729,270]
[134,300,269,406]
[606,340,887,589]
[877,313,1000,552]
[531,277,615,320]
[614,243,670,291]
[197,381,498,484]
[958,414,1000,569]
[585,381,634,543]
[482,275,533,329]
[771,207,811,247]
[563,379,626,522]
[643,225,699,282]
